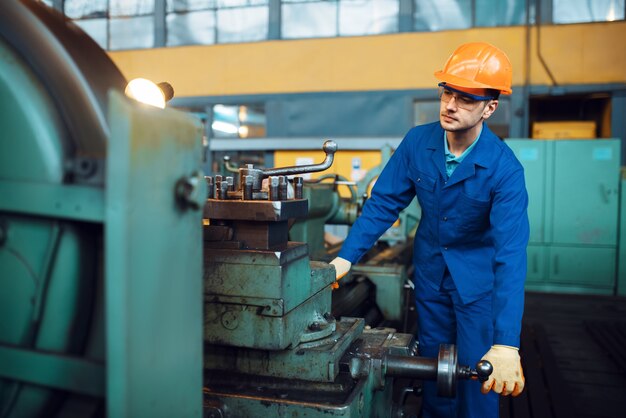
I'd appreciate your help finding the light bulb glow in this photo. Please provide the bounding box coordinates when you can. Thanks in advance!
[125,78,166,109]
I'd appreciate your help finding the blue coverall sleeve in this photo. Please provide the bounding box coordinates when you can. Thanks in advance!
[338,136,417,264]
[489,166,530,348]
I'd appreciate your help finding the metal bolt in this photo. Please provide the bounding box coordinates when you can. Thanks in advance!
[294,176,303,199]
[214,175,222,200]
[308,322,322,331]
[71,157,97,179]
[205,176,214,199]
[218,181,229,200]
[278,176,288,200]
[243,175,253,200]
[269,176,279,201]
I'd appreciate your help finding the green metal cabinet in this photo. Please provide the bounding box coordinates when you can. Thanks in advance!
[506,139,621,294]
[551,141,620,246]
[508,140,549,244]
[526,244,547,284]
[618,169,626,296]
[547,246,616,287]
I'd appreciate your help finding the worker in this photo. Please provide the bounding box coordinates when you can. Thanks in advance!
[330,42,529,418]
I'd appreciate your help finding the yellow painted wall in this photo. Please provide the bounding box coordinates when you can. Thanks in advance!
[109,22,626,98]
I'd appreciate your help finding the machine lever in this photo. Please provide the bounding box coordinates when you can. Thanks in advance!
[238,140,337,190]
[458,360,493,383]
[223,155,239,173]
[263,140,337,177]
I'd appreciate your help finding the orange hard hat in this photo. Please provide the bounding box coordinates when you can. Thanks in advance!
[434,42,513,95]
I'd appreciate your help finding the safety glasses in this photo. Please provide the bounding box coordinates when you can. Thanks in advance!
[438,83,495,110]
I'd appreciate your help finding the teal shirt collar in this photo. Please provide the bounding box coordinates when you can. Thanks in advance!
[444,125,482,177]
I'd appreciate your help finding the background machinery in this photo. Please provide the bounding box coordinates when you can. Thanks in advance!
[288,145,421,331]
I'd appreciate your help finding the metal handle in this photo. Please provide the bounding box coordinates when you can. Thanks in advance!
[222,156,239,173]
[238,140,337,190]
[553,254,559,275]
[263,140,337,176]
[468,360,493,382]
[599,183,615,204]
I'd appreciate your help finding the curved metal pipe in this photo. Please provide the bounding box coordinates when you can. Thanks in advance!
[263,140,337,176]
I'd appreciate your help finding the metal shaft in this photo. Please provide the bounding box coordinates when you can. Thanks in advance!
[385,355,438,380]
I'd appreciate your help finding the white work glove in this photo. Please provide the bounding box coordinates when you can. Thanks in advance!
[329,257,351,289]
[480,345,525,397]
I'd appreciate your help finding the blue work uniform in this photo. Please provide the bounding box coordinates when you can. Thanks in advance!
[338,121,529,418]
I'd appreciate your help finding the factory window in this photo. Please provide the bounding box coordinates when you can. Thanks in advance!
[553,0,624,24]
[166,0,269,46]
[211,104,267,138]
[414,0,530,31]
[64,0,155,50]
[475,0,531,27]
[167,9,216,46]
[64,0,108,49]
[414,0,472,31]
[56,0,625,49]
[282,0,399,39]
[109,1,155,50]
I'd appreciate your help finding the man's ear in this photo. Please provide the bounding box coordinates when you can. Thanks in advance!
[482,100,499,120]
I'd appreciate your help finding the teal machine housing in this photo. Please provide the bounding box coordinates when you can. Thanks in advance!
[506,139,622,294]
[618,168,626,296]
[0,2,204,417]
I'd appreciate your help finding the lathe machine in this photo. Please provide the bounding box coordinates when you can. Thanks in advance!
[201,141,491,416]
[0,2,491,417]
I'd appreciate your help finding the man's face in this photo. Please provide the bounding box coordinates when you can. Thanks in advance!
[439,84,498,132]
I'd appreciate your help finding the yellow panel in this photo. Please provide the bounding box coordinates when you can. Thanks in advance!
[108,22,626,97]
[531,121,597,139]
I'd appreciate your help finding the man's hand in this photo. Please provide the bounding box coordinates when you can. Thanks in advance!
[480,345,525,396]
[329,257,351,289]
